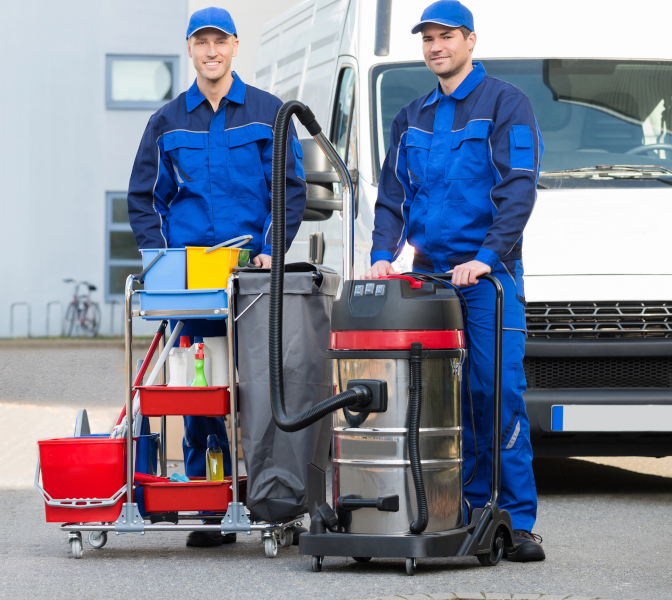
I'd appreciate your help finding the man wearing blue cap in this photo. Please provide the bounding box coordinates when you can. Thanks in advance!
[128,7,306,548]
[364,1,545,561]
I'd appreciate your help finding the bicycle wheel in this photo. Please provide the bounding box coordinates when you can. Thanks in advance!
[64,302,78,337]
[82,302,101,337]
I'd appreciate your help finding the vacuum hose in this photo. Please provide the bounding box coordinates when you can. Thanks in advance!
[408,342,429,534]
[269,100,370,432]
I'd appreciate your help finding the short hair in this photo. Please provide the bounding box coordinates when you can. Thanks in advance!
[457,26,472,39]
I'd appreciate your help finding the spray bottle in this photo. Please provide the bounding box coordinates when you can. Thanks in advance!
[205,434,224,482]
[167,336,190,387]
[192,343,209,387]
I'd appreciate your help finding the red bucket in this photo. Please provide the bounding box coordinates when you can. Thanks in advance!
[37,438,127,523]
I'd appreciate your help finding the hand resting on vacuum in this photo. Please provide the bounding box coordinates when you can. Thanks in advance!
[362,260,398,280]
[254,253,272,268]
[448,260,491,287]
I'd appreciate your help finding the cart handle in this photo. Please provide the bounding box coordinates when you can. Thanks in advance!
[34,458,127,508]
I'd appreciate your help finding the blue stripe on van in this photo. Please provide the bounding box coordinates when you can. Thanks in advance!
[551,405,564,431]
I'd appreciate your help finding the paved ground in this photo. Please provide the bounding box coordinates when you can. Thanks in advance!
[1,342,670,600]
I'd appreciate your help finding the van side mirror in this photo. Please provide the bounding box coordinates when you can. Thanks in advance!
[299,137,358,222]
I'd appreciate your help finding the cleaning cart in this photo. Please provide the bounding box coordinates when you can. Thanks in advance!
[35,249,313,559]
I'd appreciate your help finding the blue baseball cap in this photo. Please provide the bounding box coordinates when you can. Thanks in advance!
[186,7,237,40]
[411,1,474,35]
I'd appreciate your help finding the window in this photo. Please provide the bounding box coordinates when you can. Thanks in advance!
[106,55,180,109]
[331,67,358,171]
[105,192,142,301]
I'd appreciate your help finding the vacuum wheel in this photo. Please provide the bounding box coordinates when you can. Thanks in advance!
[264,536,278,558]
[477,527,504,567]
[405,557,417,576]
[70,537,83,559]
[311,555,324,572]
[88,531,107,549]
[278,527,293,548]
[353,557,372,563]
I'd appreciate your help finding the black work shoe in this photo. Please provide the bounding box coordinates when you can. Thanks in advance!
[222,533,236,544]
[292,526,308,546]
[505,530,546,562]
[186,531,225,547]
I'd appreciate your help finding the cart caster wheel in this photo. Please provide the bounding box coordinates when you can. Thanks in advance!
[278,527,293,548]
[70,537,83,559]
[312,555,323,572]
[88,531,107,549]
[353,556,371,563]
[477,527,504,567]
[264,536,278,558]
[405,557,417,576]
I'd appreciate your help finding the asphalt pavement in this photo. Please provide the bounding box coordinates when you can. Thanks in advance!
[1,342,670,600]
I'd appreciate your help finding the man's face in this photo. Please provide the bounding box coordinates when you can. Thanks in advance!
[188,28,239,82]
[422,24,476,79]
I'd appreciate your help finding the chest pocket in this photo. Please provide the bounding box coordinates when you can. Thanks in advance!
[447,120,492,180]
[162,131,208,181]
[227,124,273,180]
[405,128,433,187]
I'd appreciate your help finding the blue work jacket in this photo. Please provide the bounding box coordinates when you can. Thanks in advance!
[128,73,306,255]
[371,62,543,273]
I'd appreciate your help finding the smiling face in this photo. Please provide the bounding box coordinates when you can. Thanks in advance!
[422,23,476,80]
[188,28,239,82]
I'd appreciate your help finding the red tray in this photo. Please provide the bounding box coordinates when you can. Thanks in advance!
[141,476,247,513]
[136,385,230,416]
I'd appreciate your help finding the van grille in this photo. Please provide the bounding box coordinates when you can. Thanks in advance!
[526,301,672,339]
[523,357,672,388]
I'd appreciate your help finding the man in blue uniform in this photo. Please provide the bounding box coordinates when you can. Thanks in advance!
[128,7,306,547]
[363,1,545,561]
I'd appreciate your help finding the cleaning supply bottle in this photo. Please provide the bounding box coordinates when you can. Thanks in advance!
[187,337,211,385]
[205,434,224,482]
[167,336,191,387]
[192,343,209,387]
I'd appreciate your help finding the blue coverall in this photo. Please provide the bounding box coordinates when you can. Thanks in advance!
[128,73,306,478]
[371,62,543,531]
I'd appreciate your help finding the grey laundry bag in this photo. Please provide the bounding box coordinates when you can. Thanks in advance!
[236,265,340,522]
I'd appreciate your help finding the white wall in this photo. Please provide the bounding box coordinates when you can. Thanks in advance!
[0,0,189,338]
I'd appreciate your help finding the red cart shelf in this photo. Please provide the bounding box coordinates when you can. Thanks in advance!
[136,385,231,417]
[141,476,247,513]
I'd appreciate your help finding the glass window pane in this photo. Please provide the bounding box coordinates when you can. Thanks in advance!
[110,231,140,260]
[109,265,143,296]
[111,59,173,102]
[112,197,129,223]
[332,68,355,161]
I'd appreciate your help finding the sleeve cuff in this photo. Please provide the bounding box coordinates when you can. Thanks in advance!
[371,250,394,264]
[475,247,500,270]
[261,245,272,256]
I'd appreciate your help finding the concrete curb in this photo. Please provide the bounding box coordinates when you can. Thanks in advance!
[357,594,637,600]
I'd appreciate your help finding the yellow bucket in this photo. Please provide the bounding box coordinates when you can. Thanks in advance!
[186,246,240,290]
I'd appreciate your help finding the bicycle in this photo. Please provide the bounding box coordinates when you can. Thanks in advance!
[63,279,101,337]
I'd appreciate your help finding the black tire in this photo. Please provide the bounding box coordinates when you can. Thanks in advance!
[353,557,371,563]
[64,302,78,337]
[82,302,101,337]
[477,526,504,567]
[405,557,417,576]
[311,555,323,572]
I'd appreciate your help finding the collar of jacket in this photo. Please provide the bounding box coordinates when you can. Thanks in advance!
[186,70,246,113]
[423,61,486,107]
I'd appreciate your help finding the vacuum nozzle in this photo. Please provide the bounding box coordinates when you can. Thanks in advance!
[346,379,388,413]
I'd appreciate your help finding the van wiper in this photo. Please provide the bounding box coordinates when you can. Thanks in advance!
[540,164,672,186]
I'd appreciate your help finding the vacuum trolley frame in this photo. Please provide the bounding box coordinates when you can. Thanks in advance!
[54,273,301,559]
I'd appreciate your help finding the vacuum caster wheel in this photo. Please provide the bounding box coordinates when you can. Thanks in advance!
[88,531,107,549]
[312,555,324,572]
[478,527,504,567]
[264,536,278,558]
[278,527,293,548]
[405,557,417,576]
[353,557,371,563]
[70,537,83,559]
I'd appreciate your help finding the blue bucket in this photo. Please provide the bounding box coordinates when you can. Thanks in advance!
[135,433,160,516]
[141,249,186,291]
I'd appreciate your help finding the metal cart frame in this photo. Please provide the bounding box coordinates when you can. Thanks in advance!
[57,273,301,558]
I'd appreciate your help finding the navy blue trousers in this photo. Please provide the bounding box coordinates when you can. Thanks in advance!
[170,320,232,478]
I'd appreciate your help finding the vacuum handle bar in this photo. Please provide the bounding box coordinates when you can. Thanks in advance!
[339,494,399,513]
[431,273,504,508]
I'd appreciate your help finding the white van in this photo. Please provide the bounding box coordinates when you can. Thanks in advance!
[254,0,672,457]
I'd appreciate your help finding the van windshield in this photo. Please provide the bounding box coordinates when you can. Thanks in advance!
[371,59,672,186]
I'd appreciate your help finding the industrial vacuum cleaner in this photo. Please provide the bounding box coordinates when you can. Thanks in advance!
[270,102,514,576]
